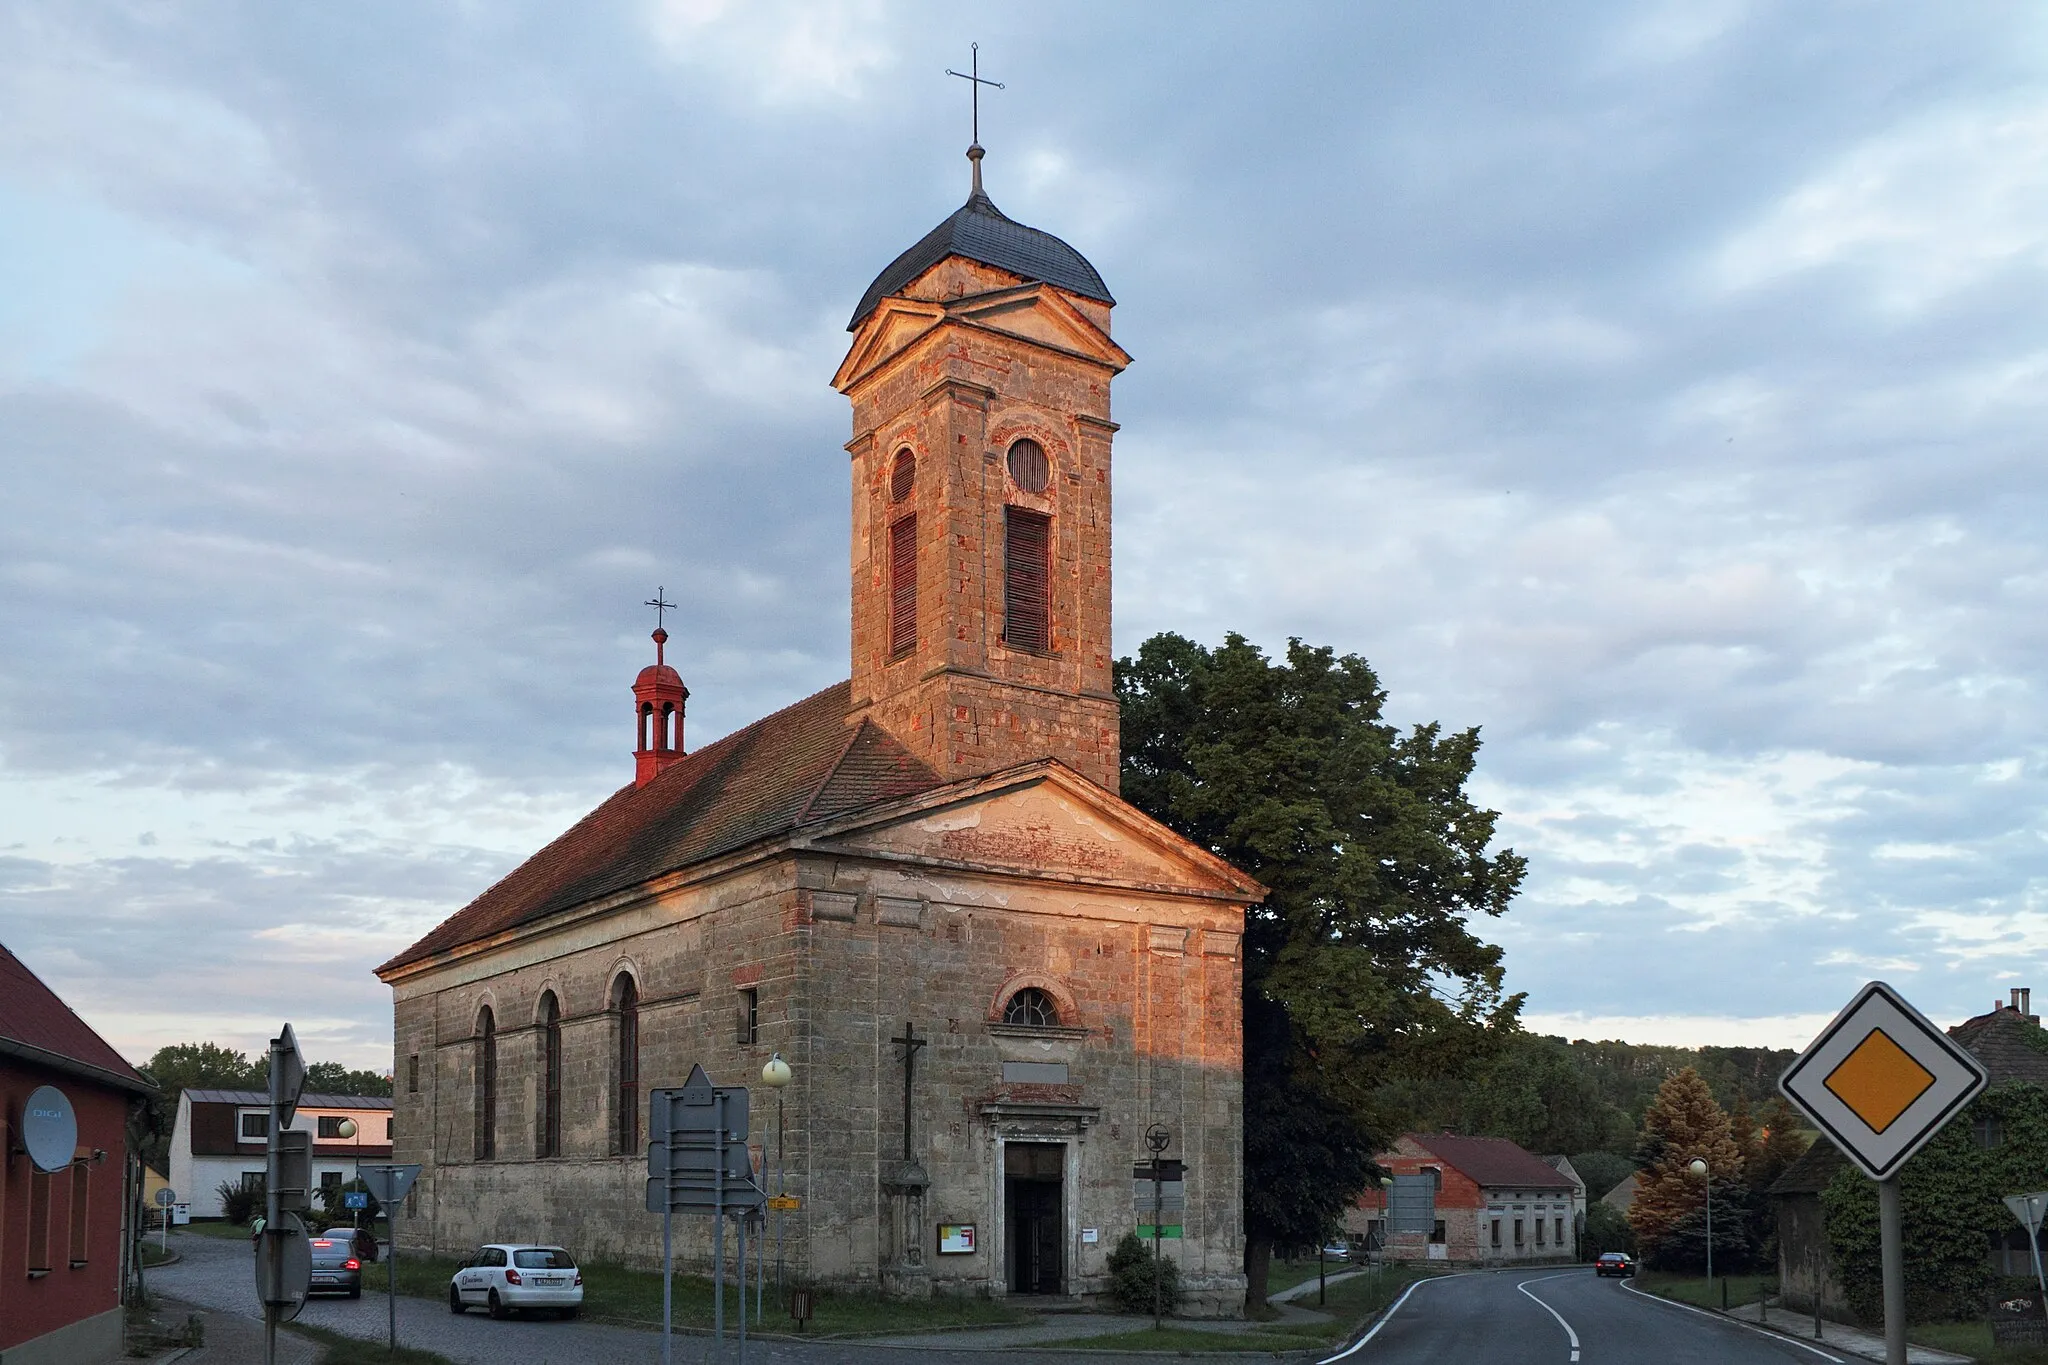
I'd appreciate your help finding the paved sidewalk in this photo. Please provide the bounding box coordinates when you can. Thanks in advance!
[147,1300,320,1365]
[1722,1300,1971,1363]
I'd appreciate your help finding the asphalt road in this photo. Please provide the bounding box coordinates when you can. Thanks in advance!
[1326,1269,1845,1365]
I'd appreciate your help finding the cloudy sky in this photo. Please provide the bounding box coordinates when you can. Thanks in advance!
[3,1,2043,1074]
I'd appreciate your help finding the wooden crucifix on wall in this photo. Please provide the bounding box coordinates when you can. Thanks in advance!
[891,1020,925,1161]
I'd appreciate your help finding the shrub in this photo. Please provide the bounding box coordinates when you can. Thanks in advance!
[1106,1231,1181,1315]
[215,1181,260,1225]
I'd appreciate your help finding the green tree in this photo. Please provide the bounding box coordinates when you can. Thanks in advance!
[304,1062,393,1097]
[1627,1067,1745,1267]
[1116,632,1526,1306]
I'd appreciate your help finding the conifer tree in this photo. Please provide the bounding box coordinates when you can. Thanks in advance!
[1628,1067,1746,1261]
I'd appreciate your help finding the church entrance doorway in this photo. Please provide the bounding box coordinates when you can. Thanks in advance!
[1003,1142,1064,1294]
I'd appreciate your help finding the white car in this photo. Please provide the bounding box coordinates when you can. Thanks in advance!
[448,1243,583,1320]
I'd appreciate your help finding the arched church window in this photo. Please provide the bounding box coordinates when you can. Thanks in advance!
[1003,987,1059,1028]
[890,448,916,503]
[537,992,562,1158]
[1006,438,1050,494]
[474,1006,497,1161]
[613,975,640,1155]
[889,513,917,661]
[1002,507,1051,653]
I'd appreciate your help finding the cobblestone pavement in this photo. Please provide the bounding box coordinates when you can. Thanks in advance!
[149,1230,1330,1363]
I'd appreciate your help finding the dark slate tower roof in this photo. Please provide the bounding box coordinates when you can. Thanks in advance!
[848,185,1113,330]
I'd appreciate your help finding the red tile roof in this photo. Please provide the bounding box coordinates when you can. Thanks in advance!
[0,942,154,1094]
[378,681,938,975]
[1409,1133,1579,1191]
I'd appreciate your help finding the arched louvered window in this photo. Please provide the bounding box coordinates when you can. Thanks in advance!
[1003,507,1051,653]
[1003,986,1059,1028]
[889,514,917,661]
[537,992,562,1158]
[890,448,916,503]
[1006,437,1049,493]
[613,975,640,1155]
[474,1006,497,1160]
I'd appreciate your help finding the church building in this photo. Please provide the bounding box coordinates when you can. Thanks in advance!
[375,140,1262,1313]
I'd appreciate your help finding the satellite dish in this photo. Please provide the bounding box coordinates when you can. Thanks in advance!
[22,1086,77,1173]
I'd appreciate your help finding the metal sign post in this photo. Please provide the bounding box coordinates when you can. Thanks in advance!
[2005,1193,2048,1306]
[1780,982,1988,1365]
[359,1163,421,1358]
[156,1187,176,1255]
[648,1065,765,1365]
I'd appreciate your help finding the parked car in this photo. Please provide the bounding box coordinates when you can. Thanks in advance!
[307,1235,363,1298]
[1594,1251,1635,1278]
[448,1244,584,1320]
[1320,1243,1352,1261]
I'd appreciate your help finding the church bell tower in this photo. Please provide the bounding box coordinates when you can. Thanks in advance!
[834,144,1130,792]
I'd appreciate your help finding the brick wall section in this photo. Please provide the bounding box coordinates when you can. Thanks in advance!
[1353,1136,1578,1267]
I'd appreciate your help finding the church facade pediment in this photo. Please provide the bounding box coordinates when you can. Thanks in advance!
[797,761,1260,901]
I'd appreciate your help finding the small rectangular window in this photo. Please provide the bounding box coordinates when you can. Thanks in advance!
[888,514,917,661]
[241,1170,266,1193]
[318,1116,345,1139]
[1002,506,1051,653]
[68,1166,89,1266]
[386,1118,394,1141]
[241,1112,268,1140]
[1491,1218,1501,1248]
[739,988,760,1045]
[1430,1219,1445,1244]
[27,1170,51,1272]
[1556,1217,1565,1247]
[320,1170,343,1192]
[408,1054,420,1093]
[1514,1218,1525,1246]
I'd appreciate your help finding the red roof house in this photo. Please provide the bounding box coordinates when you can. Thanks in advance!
[0,943,154,1363]
[1355,1133,1583,1265]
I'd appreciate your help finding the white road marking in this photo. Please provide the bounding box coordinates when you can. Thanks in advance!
[1516,1275,1582,1362]
[1616,1274,1846,1363]
[1315,1272,1470,1364]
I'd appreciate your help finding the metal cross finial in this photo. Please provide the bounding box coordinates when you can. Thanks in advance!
[644,587,676,631]
[946,42,1004,152]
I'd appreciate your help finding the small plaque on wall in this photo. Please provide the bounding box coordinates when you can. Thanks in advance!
[937,1224,976,1255]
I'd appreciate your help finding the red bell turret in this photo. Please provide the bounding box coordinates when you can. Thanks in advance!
[633,625,689,786]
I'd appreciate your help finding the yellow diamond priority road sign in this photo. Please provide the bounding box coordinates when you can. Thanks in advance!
[1781,981,1988,1182]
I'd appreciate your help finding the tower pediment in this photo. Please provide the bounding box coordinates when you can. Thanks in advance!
[832,281,1129,397]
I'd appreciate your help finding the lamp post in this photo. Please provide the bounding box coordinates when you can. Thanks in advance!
[761,1053,792,1302]
[1688,1157,1712,1297]
[335,1119,360,1230]
[1376,1175,1394,1283]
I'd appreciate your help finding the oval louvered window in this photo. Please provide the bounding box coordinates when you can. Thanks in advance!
[1007,438,1049,493]
[890,448,915,503]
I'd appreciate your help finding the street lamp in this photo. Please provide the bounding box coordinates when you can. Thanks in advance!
[761,1053,792,1301]
[335,1118,360,1230]
[1688,1157,1712,1295]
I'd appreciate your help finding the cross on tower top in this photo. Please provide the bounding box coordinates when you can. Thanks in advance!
[945,43,1004,195]
[644,587,676,631]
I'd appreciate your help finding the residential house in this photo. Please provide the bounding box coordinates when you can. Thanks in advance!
[1541,1154,1590,1254]
[1353,1133,1581,1265]
[168,1089,393,1218]
[0,943,155,1365]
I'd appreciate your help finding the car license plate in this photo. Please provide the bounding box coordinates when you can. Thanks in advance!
[536,1276,560,1284]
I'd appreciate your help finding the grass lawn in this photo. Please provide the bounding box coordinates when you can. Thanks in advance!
[384,1250,1027,1337]
[1043,1265,1437,1353]
[1035,1324,1329,1352]
[1265,1256,1357,1297]
[1633,1271,1775,1311]
[1897,1320,2048,1365]
[286,1322,459,1365]
[179,1220,258,1241]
